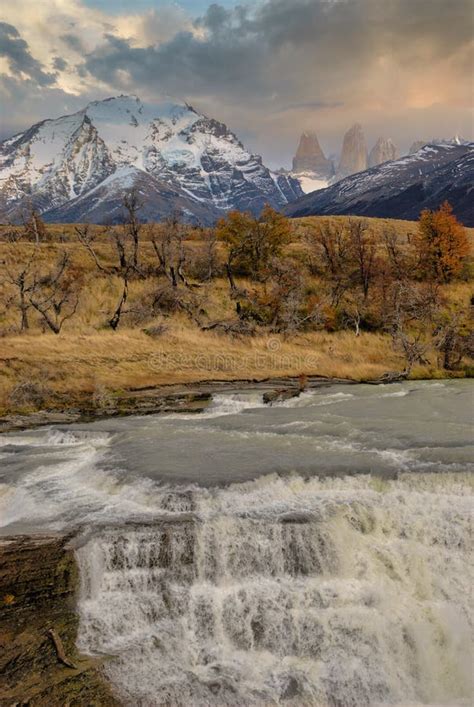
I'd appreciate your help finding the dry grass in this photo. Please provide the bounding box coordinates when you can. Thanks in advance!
[294,214,474,242]
[0,325,402,413]
[0,214,471,415]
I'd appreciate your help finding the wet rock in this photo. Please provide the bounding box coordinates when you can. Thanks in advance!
[263,387,300,405]
[0,535,119,705]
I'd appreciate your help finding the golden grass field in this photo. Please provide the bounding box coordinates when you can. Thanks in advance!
[0,215,471,415]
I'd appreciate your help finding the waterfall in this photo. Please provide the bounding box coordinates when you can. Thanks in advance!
[76,472,473,706]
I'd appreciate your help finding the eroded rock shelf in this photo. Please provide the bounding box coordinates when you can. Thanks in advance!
[0,535,119,706]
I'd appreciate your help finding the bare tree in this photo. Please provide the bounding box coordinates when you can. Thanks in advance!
[122,189,142,271]
[151,213,191,287]
[347,219,377,299]
[75,225,108,273]
[341,290,366,336]
[104,227,136,330]
[433,307,473,370]
[109,273,129,330]
[24,210,47,244]
[382,226,411,280]
[76,201,145,330]
[1,242,38,331]
[198,227,218,282]
[305,221,350,306]
[76,224,129,329]
[29,252,80,334]
[388,281,441,374]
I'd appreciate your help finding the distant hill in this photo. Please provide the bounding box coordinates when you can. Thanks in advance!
[284,143,474,226]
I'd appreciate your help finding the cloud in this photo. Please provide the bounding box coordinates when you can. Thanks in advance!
[0,22,55,85]
[78,0,473,111]
[278,101,345,113]
[60,33,85,53]
[0,73,101,140]
[81,29,266,98]
[53,56,68,71]
[0,0,472,165]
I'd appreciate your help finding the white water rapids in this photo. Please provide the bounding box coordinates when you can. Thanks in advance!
[0,381,472,705]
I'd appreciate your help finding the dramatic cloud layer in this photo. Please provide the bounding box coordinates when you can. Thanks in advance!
[0,0,472,166]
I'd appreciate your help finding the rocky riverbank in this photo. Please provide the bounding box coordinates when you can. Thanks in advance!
[0,535,119,706]
[0,375,359,434]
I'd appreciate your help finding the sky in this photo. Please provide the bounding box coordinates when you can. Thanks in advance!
[0,0,473,168]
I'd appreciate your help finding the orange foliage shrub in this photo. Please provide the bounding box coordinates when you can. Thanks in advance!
[415,201,469,282]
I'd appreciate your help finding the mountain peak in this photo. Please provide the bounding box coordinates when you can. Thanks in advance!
[337,123,368,177]
[368,137,399,167]
[292,132,333,178]
[0,96,302,224]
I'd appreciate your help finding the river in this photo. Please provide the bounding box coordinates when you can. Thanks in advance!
[0,380,472,706]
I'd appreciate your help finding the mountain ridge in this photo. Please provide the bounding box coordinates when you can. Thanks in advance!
[0,95,302,224]
[284,142,474,225]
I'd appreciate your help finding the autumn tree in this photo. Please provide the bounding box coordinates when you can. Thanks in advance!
[415,201,469,282]
[216,205,292,283]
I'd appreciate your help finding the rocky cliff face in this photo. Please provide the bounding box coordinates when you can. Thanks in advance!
[0,95,302,225]
[368,137,399,167]
[0,535,119,705]
[337,123,368,178]
[292,132,333,177]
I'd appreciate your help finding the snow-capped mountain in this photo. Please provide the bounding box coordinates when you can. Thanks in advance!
[284,142,474,226]
[0,95,302,224]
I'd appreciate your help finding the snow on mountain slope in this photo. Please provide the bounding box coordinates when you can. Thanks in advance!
[292,172,329,194]
[284,143,474,226]
[0,95,302,224]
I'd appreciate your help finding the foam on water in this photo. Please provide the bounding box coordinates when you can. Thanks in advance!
[1,382,472,532]
[76,472,473,706]
[163,392,265,421]
[0,381,472,703]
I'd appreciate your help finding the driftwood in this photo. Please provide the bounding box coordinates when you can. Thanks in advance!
[47,628,77,669]
[364,370,409,385]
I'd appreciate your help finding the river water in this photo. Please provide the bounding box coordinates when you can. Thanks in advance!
[0,380,472,706]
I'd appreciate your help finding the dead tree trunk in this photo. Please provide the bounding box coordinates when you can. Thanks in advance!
[109,276,129,330]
